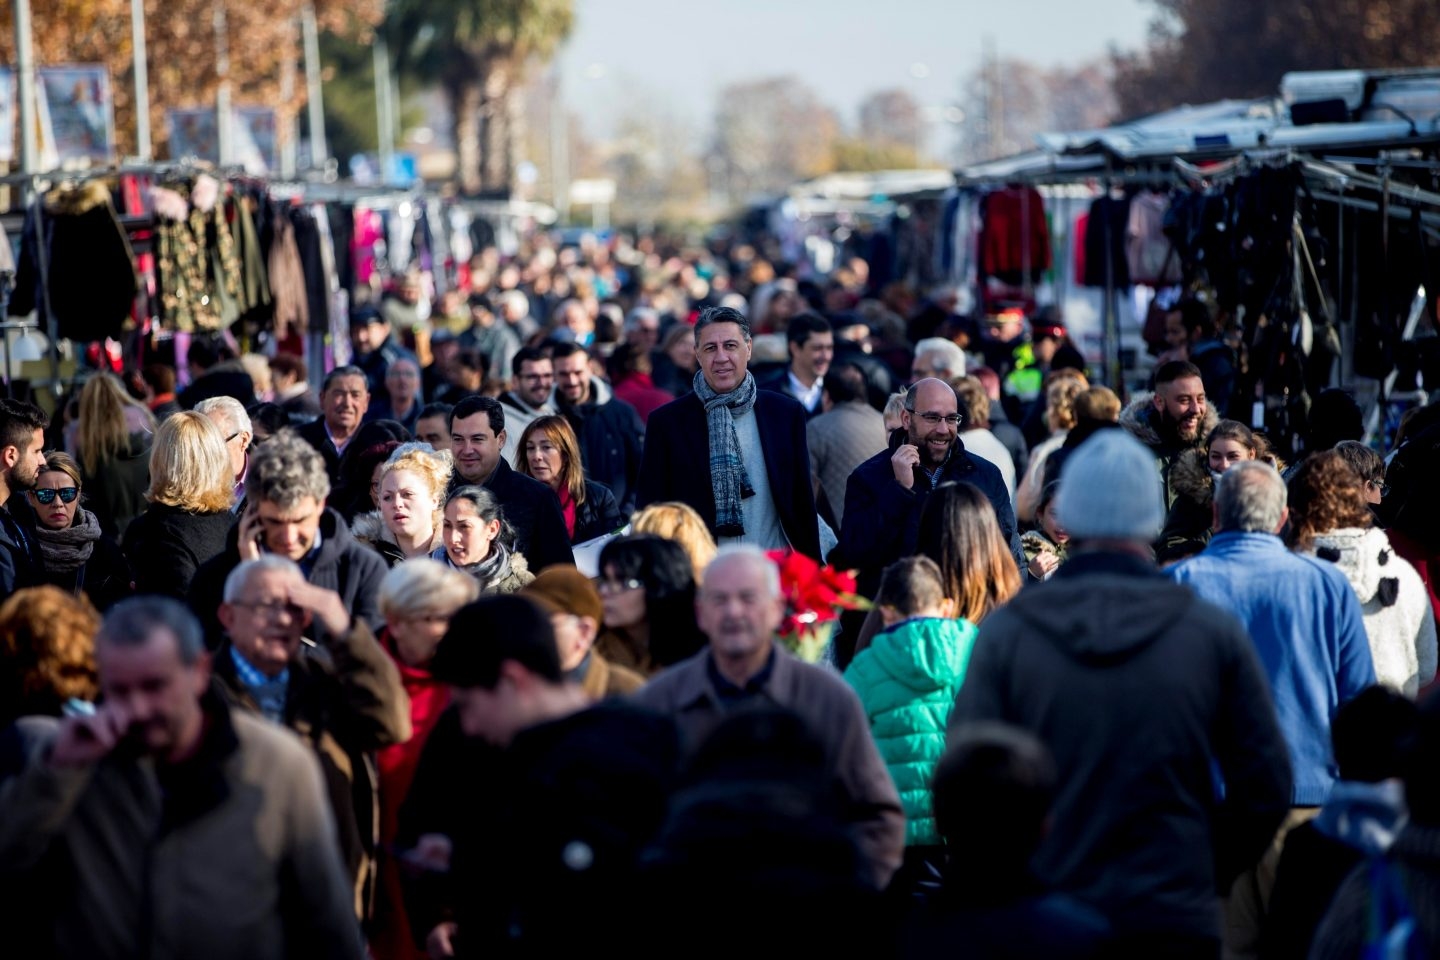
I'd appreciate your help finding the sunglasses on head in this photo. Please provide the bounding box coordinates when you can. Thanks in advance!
[33,486,78,505]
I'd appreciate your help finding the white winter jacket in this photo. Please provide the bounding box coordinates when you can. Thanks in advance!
[1304,527,1438,696]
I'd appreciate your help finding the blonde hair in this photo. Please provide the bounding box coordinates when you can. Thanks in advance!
[146,411,234,512]
[77,373,154,473]
[40,450,83,488]
[239,354,273,397]
[380,442,454,534]
[1043,371,1090,433]
[882,392,907,429]
[631,501,717,581]
[516,416,587,505]
[378,558,479,620]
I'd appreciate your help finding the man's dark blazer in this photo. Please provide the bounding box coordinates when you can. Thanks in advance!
[756,366,822,419]
[636,389,821,560]
[295,417,343,486]
[476,458,576,572]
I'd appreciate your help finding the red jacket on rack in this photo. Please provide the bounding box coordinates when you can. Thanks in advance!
[981,185,1052,282]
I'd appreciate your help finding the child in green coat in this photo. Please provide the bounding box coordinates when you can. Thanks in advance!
[843,555,977,894]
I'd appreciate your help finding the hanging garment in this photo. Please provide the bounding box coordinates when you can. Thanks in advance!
[1126,191,1182,286]
[232,193,271,317]
[38,181,139,343]
[266,203,309,342]
[291,207,331,335]
[154,177,242,332]
[980,185,1052,284]
[1082,193,1131,289]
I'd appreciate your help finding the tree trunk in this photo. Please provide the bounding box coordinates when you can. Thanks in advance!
[477,59,515,198]
[449,78,484,196]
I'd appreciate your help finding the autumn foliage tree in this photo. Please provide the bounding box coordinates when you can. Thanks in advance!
[0,0,382,161]
[1113,0,1440,118]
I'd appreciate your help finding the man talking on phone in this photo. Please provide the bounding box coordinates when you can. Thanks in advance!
[0,596,365,960]
[831,377,1021,623]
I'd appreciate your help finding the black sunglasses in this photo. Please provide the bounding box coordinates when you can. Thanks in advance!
[33,486,79,505]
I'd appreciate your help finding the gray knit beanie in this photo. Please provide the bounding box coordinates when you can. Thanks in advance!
[1055,428,1166,542]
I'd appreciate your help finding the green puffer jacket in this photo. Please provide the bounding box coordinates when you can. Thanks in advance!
[843,616,978,846]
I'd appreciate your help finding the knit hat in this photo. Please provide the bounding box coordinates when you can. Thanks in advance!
[522,567,605,624]
[1054,429,1165,542]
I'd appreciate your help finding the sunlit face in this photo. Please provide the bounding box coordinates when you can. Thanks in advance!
[218,567,310,677]
[4,427,46,490]
[790,331,834,384]
[450,412,505,484]
[1037,499,1069,545]
[29,469,79,531]
[322,375,369,437]
[258,495,325,561]
[902,380,962,468]
[416,416,451,451]
[697,555,783,665]
[553,352,591,405]
[96,628,210,762]
[380,468,439,546]
[515,360,554,408]
[1154,376,1207,443]
[1208,437,1253,474]
[524,434,565,490]
[696,322,752,393]
[443,498,502,567]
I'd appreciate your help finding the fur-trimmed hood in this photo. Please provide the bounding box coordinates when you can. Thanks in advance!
[1119,391,1219,453]
[1170,447,1214,508]
[44,180,116,216]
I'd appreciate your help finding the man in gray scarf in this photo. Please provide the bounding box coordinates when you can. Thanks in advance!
[636,306,820,560]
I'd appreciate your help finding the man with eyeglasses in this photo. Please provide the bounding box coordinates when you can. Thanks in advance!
[213,555,410,921]
[499,346,558,466]
[196,396,253,510]
[832,377,1022,606]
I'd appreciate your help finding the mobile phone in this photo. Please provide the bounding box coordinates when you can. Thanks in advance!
[62,698,96,718]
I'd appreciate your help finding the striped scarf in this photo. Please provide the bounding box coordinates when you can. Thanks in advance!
[693,369,758,536]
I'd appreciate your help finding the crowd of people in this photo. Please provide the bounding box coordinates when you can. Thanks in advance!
[1,227,1439,959]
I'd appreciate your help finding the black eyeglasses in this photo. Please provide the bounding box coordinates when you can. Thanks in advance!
[912,411,964,426]
[33,486,78,505]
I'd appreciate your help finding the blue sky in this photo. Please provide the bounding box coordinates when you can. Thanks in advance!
[556,0,1156,144]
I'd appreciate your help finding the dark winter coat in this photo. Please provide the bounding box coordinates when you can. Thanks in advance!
[558,379,646,514]
[0,497,45,595]
[213,621,411,922]
[830,430,1022,596]
[188,508,389,649]
[79,432,151,539]
[949,550,1293,941]
[120,501,235,600]
[1309,824,1440,960]
[1118,392,1219,511]
[636,389,822,561]
[1156,447,1216,565]
[574,480,625,544]
[294,416,346,486]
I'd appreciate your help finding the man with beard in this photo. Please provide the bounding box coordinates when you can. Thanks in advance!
[1119,360,1217,511]
[831,377,1021,604]
[0,398,49,593]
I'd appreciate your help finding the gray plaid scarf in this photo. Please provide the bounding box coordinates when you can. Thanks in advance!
[693,369,758,536]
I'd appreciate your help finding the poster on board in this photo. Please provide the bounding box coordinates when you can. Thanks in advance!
[233,107,277,174]
[167,108,220,163]
[38,65,115,167]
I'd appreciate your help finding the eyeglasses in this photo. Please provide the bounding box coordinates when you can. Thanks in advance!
[596,578,644,595]
[33,486,79,505]
[231,599,303,618]
[1368,479,1391,497]
[911,412,964,426]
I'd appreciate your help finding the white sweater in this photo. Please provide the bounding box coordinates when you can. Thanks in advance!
[1303,527,1438,697]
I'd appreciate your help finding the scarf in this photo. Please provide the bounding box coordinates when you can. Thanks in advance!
[692,369,757,536]
[448,539,515,591]
[34,508,101,573]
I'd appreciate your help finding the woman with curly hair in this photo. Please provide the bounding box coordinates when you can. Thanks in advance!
[1289,450,1437,696]
[0,585,100,727]
[516,415,624,544]
[353,443,452,567]
[120,411,236,598]
[26,451,133,611]
[71,372,155,537]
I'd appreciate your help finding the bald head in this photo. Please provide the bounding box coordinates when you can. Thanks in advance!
[903,378,962,468]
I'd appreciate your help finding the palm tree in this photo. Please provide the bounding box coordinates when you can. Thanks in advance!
[386,0,573,197]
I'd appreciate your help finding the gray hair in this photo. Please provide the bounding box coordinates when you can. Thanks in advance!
[248,429,332,508]
[321,365,368,394]
[194,396,252,439]
[693,305,751,346]
[914,338,968,378]
[1215,461,1287,534]
[703,544,780,600]
[223,555,304,603]
[624,307,661,334]
[378,558,480,619]
[98,596,206,665]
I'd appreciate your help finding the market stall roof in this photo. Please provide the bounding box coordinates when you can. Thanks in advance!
[959,68,1440,183]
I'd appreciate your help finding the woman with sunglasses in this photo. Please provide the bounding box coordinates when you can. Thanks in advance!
[26,451,134,611]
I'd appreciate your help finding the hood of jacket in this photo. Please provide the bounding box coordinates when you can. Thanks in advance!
[1008,555,1199,663]
[1120,391,1218,454]
[1306,526,1401,606]
[45,180,115,217]
[866,616,978,691]
[1170,447,1215,508]
[1311,778,1408,855]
